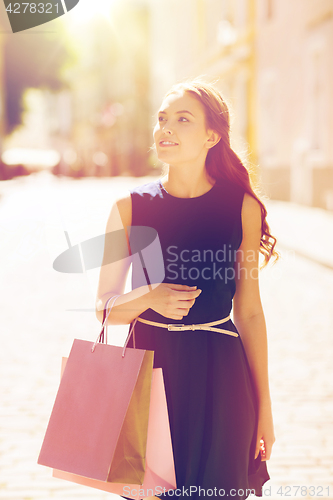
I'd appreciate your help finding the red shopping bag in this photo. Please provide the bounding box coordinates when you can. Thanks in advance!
[52,363,177,499]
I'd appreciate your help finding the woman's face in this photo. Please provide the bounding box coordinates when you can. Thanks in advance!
[153,91,216,168]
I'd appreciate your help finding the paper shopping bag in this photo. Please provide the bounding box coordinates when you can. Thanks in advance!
[52,367,177,499]
[38,338,154,484]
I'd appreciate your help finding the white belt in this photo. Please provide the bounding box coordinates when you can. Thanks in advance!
[136,315,238,337]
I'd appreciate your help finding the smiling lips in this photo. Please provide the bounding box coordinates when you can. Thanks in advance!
[159,140,179,147]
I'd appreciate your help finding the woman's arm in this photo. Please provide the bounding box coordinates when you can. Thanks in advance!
[95,194,154,324]
[233,193,275,460]
[95,194,201,325]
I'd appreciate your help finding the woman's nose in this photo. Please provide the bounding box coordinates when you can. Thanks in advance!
[162,125,173,134]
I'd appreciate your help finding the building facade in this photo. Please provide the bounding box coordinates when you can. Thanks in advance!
[149,0,333,209]
[149,0,258,179]
[255,0,333,208]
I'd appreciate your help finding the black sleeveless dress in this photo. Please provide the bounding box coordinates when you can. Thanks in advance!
[127,178,270,500]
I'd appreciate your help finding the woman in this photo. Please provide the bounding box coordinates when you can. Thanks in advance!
[96,80,276,500]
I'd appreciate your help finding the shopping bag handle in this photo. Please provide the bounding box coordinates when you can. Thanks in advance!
[92,295,138,357]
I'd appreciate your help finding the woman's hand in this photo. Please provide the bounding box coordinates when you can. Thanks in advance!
[254,403,275,461]
[147,283,202,320]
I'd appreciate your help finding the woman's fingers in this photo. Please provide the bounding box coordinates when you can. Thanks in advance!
[168,284,198,291]
[148,283,202,319]
[259,439,267,461]
[255,437,274,461]
[255,435,265,460]
[177,307,191,316]
[263,437,275,461]
[172,287,202,317]
[174,290,202,301]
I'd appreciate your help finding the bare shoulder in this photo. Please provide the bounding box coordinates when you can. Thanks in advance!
[115,193,132,227]
[241,192,262,234]
[106,192,132,231]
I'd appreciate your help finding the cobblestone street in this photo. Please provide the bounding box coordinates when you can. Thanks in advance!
[0,172,332,500]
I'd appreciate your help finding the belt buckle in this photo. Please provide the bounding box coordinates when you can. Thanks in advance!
[168,324,185,331]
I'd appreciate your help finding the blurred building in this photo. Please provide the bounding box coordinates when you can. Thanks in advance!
[149,0,333,209]
[149,0,256,169]
[256,0,333,209]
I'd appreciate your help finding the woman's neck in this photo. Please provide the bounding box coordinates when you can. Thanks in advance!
[161,166,215,199]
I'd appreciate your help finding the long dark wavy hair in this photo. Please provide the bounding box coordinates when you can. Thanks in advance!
[164,79,278,267]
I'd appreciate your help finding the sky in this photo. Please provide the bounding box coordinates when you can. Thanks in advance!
[63,0,117,26]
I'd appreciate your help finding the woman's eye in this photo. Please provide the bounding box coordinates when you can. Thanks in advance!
[179,117,188,122]
[158,116,165,122]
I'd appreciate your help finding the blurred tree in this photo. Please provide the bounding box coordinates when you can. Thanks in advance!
[3,24,75,133]
[66,2,151,177]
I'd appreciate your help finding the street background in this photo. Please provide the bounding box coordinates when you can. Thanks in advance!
[0,0,333,499]
[0,172,332,500]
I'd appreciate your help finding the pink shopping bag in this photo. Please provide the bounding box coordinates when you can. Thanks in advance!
[38,295,176,497]
[52,363,177,499]
[38,338,154,484]
[38,294,156,485]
